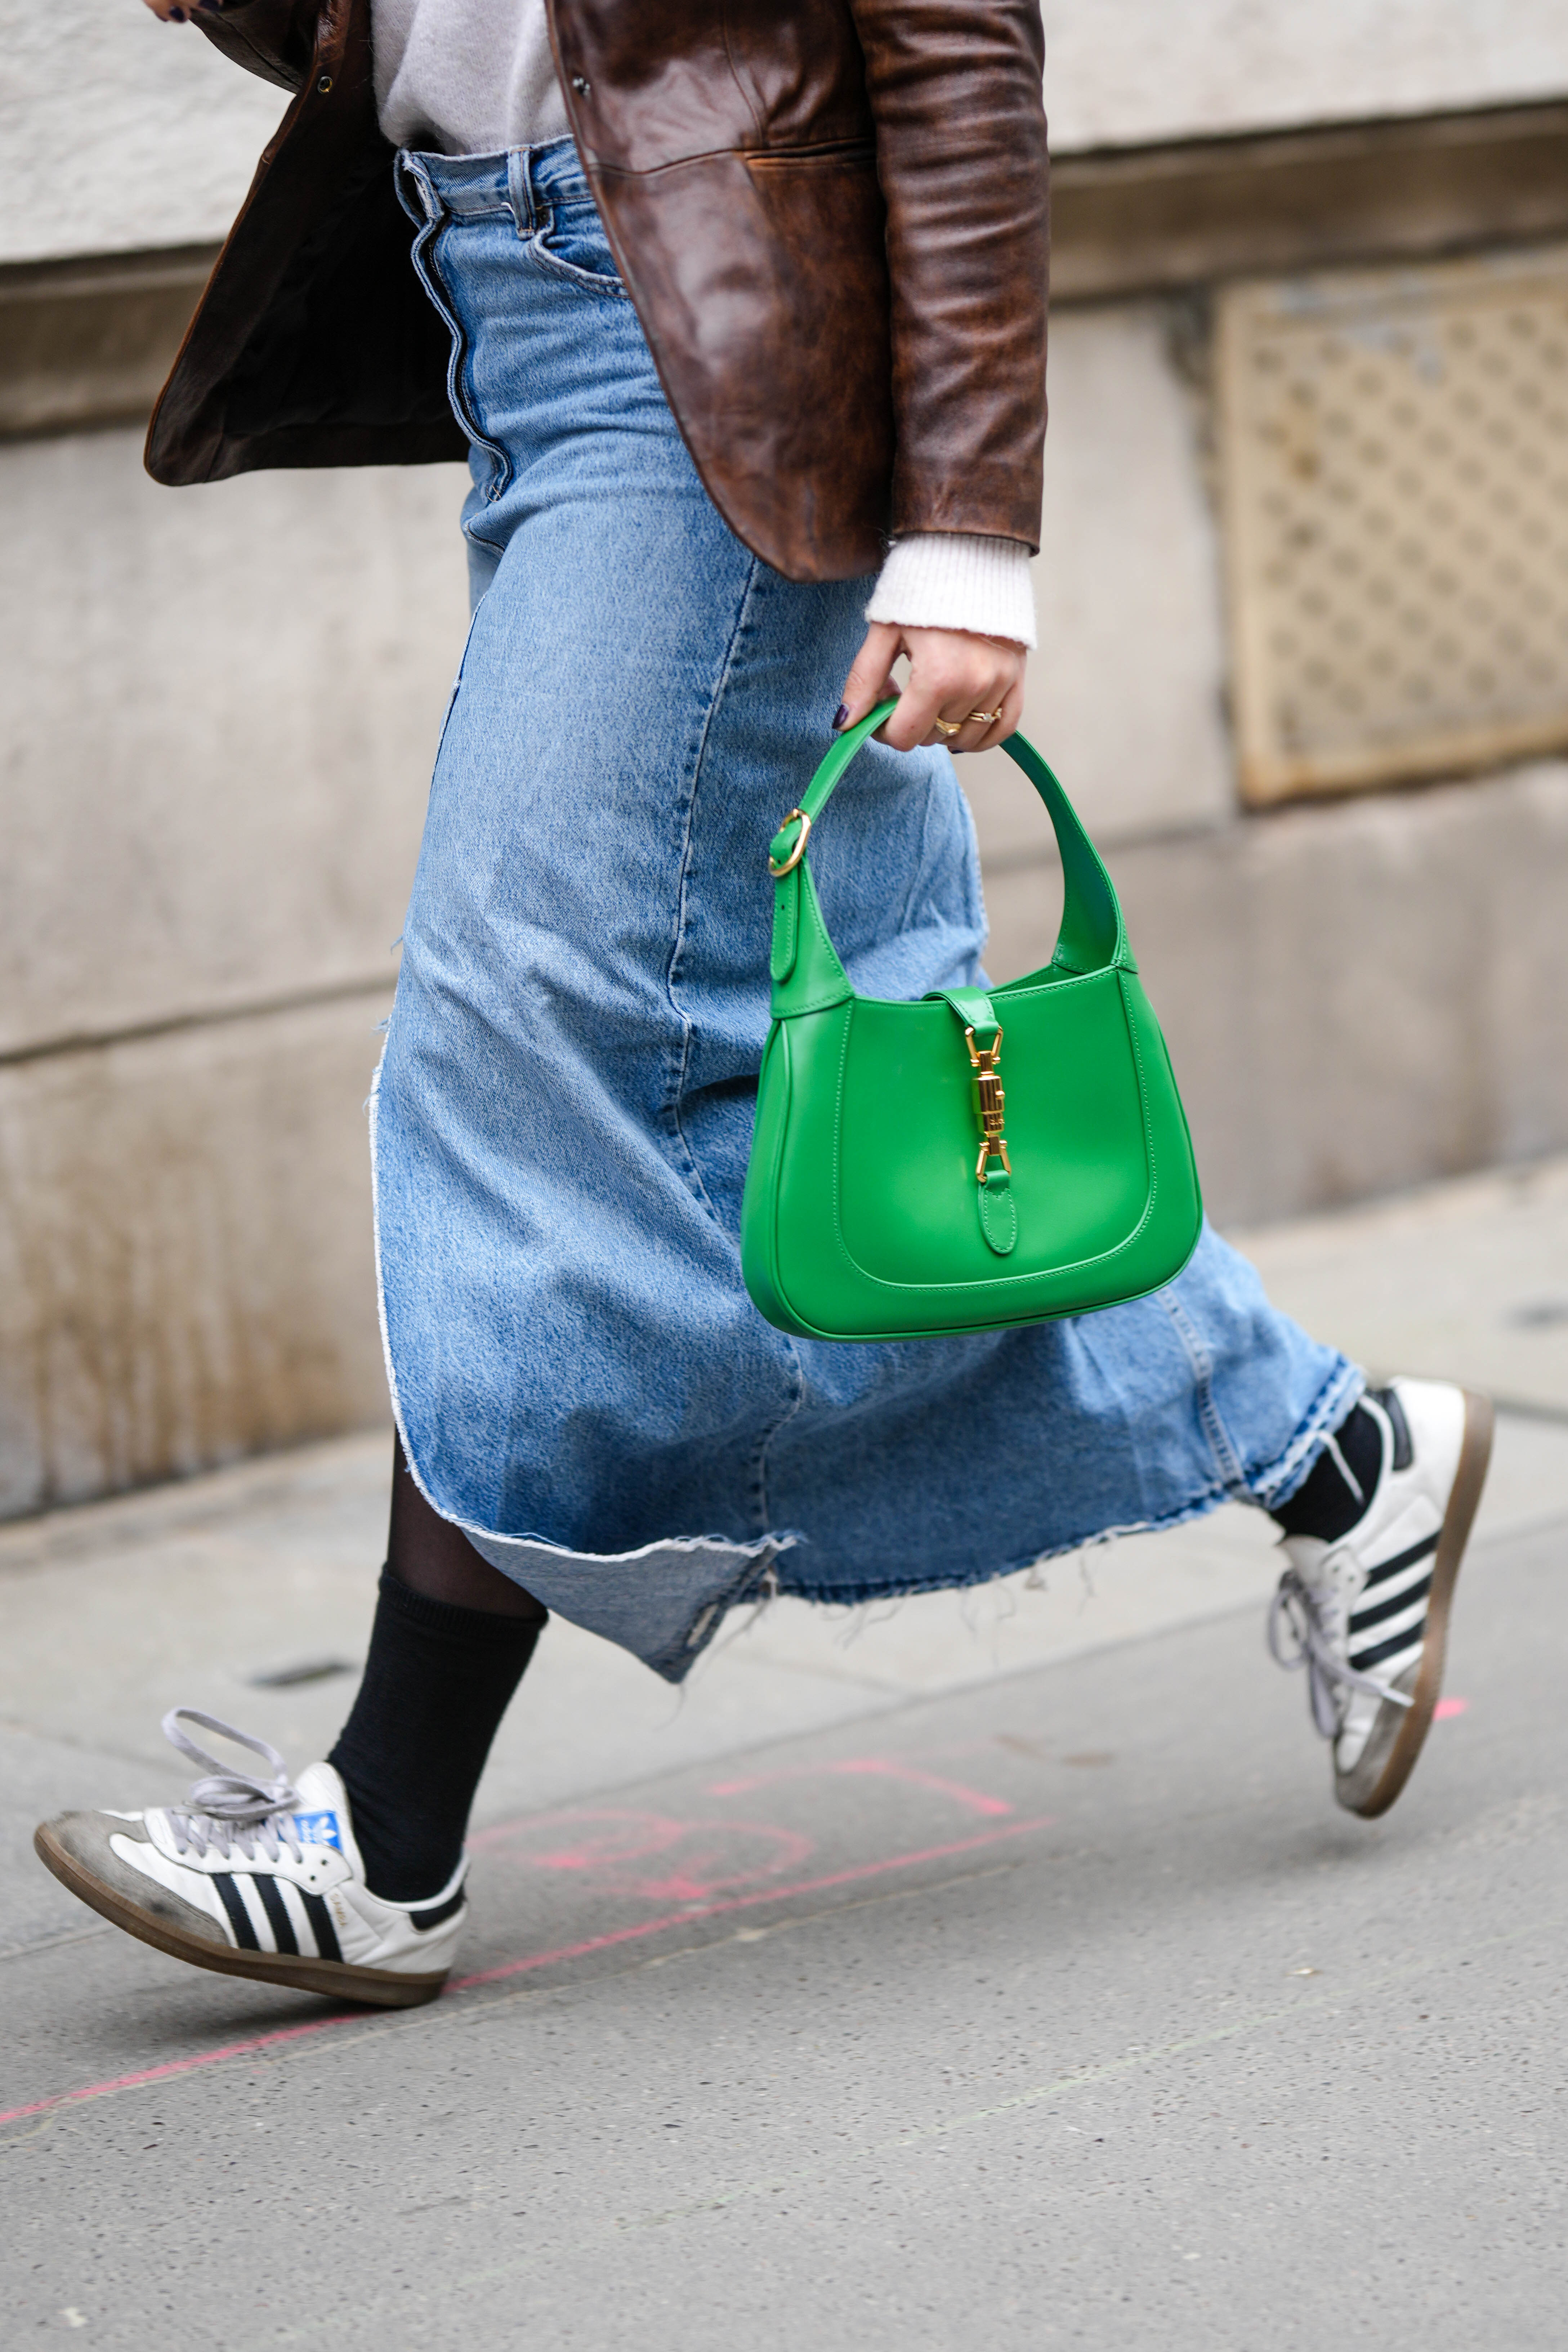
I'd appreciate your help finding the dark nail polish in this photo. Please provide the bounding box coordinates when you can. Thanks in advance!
[831,704,848,731]
[167,6,187,18]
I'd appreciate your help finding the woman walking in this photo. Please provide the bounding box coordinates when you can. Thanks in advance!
[37,0,1492,2006]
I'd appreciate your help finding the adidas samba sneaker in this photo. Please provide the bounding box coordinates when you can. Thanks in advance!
[1269,1379,1492,1817]
[35,1709,466,2008]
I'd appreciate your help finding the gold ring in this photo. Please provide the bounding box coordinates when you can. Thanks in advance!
[966,707,1002,726]
[767,806,812,876]
[932,717,962,738]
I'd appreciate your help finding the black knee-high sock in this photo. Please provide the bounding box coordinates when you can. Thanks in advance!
[1269,1399,1385,1544]
[327,1569,546,1901]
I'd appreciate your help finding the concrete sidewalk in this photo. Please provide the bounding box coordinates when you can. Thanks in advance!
[3,1161,1567,2344]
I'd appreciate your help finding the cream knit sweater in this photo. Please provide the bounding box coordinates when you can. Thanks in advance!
[371,0,1036,646]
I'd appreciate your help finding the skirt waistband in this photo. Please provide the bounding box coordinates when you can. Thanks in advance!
[396,139,587,233]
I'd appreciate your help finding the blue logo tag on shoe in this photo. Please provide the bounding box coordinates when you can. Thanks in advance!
[292,1810,343,1850]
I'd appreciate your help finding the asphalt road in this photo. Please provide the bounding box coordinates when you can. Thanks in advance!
[4,1504,1564,2349]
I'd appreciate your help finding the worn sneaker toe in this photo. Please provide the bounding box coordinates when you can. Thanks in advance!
[36,1810,231,1954]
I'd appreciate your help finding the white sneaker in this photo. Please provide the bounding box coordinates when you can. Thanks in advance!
[34,1711,466,2008]
[1268,1380,1493,1817]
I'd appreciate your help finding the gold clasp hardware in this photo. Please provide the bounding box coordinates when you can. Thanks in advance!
[964,1024,1011,1182]
[767,807,812,877]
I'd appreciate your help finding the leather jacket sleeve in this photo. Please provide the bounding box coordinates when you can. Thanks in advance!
[849,0,1049,551]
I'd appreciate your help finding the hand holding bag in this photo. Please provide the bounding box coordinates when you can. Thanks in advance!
[741,703,1203,1341]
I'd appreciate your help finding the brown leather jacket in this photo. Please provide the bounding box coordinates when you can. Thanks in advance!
[151,1,1049,582]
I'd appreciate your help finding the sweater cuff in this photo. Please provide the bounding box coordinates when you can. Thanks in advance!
[865,533,1037,650]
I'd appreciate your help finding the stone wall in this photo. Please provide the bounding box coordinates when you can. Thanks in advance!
[0,434,469,1515]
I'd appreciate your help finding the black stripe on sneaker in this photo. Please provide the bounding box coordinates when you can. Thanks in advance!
[1352,1619,1429,1673]
[300,1890,343,1964]
[1360,1530,1438,1592]
[1351,1570,1433,1637]
[254,1873,300,1956]
[212,1873,260,1951]
[407,1886,466,1932]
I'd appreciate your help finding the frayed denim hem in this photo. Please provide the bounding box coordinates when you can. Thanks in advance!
[724,1352,1361,1624]
[1241,1354,1365,1513]
[770,1476,1241,1615]
[633,1350,1363,1667]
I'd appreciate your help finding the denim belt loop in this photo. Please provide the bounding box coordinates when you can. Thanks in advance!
[394,149,443,228]
[507,147,539,238]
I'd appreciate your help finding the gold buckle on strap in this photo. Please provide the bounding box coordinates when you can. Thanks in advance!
[964,1024,1012,1181]
[767,807,812,877]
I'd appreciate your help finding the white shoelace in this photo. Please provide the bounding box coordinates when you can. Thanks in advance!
[1267,1567,1415,1738]
[160,1708,306,1865]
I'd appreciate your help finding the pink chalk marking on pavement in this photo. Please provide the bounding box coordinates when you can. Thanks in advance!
[1434,1696,1470,1720]
[0,2017,350,2129]
[469,1806,686,1863]
[0,1813,1051,2130]
[451,1814,1052,1989]
[706,1757,1014,1818]
[470,1806,817,1900]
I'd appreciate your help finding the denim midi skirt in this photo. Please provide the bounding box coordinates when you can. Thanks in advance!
[373,142,1359,1680]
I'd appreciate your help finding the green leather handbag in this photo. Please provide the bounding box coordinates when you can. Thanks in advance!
[740,702,1203,1342]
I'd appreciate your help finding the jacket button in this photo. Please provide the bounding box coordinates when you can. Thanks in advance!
[316,72,333,94]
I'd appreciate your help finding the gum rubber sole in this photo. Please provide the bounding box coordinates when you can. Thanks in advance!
[1336,1388,1495,1820]
[32,1825,449,2009]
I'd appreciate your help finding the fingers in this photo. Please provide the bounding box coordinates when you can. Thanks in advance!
[931,687,1010,756]
[835,623,903,734]
[836,626,1029,756]
[879,659,954,752]
[950,672,1027,755]
[884,629,1028,755]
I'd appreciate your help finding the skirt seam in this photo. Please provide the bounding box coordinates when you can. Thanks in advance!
[658,550,765,1231]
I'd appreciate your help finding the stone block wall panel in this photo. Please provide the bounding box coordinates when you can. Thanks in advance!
[961,302,1233,857]
[0,430,469,1055]
[0,996,391,1518]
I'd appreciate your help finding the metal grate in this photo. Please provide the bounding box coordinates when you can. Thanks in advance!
[1218,241,1568,803]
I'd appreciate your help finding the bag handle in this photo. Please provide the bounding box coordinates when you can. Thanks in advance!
[767,701,1127,987]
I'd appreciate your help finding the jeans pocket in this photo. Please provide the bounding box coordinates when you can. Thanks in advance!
[528,198,625,295]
